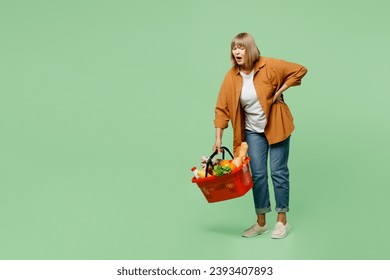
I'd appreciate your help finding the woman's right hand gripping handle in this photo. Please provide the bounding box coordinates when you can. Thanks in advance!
[212,127,224,154]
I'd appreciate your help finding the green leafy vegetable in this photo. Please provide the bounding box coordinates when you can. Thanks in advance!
[213,165,232,176]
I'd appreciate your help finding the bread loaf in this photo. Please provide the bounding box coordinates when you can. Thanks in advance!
[238,142,248,160]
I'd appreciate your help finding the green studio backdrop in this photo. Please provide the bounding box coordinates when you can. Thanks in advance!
[1,0,389,259]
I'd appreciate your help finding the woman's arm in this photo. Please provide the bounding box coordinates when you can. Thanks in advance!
[213,74,231,152]
[212,127,224,153]
[273,84,289,103]
[269,58,308,102]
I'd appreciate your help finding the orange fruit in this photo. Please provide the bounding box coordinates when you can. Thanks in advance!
[219,160,232,166]
[227,162,237,170]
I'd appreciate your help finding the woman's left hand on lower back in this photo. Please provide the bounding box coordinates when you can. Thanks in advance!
[273,92,283,103]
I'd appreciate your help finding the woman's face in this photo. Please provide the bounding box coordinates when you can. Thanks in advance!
[232,45,246,66]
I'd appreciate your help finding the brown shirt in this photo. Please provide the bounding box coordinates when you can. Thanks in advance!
[214,56,308,156]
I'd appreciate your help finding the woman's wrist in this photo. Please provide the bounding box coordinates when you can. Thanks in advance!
[273,84,289,102]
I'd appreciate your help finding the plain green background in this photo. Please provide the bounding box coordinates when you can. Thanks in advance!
[1,0,389,259]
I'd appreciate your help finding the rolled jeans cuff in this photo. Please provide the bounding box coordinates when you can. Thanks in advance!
[256,207,271,214]
[275,207,289,213]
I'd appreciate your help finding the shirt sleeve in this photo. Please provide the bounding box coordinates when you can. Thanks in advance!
[269,58,308,88]
[214,74,231,129]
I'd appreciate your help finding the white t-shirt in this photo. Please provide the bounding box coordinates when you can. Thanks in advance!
[239,70,266,133]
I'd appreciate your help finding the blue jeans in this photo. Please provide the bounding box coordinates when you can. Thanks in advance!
[245,130,291,214]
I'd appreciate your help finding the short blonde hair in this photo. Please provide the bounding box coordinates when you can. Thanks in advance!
[230,32,260,68]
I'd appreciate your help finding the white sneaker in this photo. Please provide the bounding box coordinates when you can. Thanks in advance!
[242,223,269,238]
[271,222,290,239]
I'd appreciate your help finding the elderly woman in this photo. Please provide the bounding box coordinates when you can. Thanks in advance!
[212,32,307,239]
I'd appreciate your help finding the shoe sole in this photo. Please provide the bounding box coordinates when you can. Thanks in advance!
[242,230,269,238]
[271,234,286,239]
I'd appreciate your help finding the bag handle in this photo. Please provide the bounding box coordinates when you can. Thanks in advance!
[205,146,234,177]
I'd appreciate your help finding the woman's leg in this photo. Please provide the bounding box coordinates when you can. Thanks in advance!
[242,130,270,237]
[269,136,291,224]
[245,131,271,219]
[257,213,266,227]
